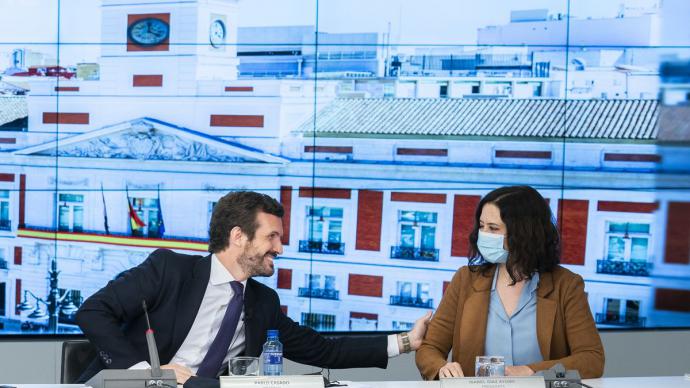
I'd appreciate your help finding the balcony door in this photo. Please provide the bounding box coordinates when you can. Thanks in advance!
[57,193,84,232]
[0,282,5,317]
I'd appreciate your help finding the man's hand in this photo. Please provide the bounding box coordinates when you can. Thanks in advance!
[161,363,194,384]
[505,365,534,376]
[439,362,464,378]
[407,311,432,350]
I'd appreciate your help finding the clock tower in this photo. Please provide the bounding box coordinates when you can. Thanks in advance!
[99,0,240,93]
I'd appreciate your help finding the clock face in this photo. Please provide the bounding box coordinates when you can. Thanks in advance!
[209,19,226,48]
[128,18,170,46]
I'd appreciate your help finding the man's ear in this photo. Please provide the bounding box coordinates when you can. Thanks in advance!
[229,226,246,247]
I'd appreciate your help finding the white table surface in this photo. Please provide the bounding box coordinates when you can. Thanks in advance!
[581,376,690,387]
[3,376,690,388]
[345,376,690,387]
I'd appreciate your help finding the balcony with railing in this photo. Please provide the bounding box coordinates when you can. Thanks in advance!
[301,313,336,331]
[298,287,340,300]
[595,313,646,328]
[596,259,653,277]
[0,219,11,231]
[390,246,439,262]
[18,225,208,252]
[476,54,532,68]
[389,295,433,309]
[298,240,345,255]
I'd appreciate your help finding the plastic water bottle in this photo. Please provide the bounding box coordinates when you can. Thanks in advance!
[262,329,283,376]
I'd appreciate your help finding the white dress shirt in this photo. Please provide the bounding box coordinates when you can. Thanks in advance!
[169,254,247,372]
[132,254,400,372]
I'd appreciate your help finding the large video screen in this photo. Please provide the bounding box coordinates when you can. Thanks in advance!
[0,0,689,335]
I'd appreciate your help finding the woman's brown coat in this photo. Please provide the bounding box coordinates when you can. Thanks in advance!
[415,265,605,380]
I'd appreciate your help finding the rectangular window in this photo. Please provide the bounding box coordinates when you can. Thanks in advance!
[57,193,84,232]
[300,206,345,254]
[301,312,336,331]
[0,282,5,316]
[392,211,439,261]
[605,298,620,321]
[383,83,395,98]
[0,248,6,270]
[484,81,512,95]
[392,321,413,330]
[597,221,653,276]
[299,274,339,299]
[391,281,432,308]
[439,84,449,98]
[599,297,643,326]
[398,211,437,247]
[307,274,320,289]
[304,274,336,290]
[605,222,651,261]
[626,300,640,322]
[0,190,10,230]
[306,207,343,242]
[515,81,542,97]
[131,197,160,238]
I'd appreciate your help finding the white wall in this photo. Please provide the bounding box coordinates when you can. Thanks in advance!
[1,330,689,383]
[477,15,659,46]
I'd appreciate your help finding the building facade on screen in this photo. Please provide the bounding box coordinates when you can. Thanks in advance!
[0,0,689,334]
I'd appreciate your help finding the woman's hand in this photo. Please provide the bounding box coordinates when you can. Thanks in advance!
[439,362,464,378]
[505,365,534,376]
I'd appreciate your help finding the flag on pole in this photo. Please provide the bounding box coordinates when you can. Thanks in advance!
[126,186,145,233]
[156,185,165,237]
[100,183,110,234]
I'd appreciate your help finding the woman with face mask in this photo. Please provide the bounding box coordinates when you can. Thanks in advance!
[415,186,604,380]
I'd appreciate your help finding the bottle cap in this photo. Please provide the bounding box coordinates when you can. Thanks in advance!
[267,329,279,339]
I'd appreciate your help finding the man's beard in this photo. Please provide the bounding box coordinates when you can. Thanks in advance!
[238,243,276,277]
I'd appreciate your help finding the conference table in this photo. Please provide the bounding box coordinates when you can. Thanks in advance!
[4,376,690,388]
[348,376,690,387]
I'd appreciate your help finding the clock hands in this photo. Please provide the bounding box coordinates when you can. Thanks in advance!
[130,18,168,46]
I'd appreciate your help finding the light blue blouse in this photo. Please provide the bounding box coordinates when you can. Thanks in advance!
[484,269,543,366]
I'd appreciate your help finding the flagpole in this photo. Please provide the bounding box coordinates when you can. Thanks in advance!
[101,183,110,234]
[157,184,165,238]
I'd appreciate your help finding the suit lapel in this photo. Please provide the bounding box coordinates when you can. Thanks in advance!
[536,271,555,361]
[171,255,212,352]
[458,267,494,373]
[242,279,261,357]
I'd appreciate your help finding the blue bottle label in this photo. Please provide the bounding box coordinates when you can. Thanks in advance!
[264,353,282,364]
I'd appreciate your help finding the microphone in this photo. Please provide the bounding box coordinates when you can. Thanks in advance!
[84,301,176,388]
[535,363,582,388]
[142,300,162,378]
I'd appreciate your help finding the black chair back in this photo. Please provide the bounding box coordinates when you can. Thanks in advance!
[61,339,96,384]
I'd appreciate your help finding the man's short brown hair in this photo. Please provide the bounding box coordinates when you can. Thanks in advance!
[208,191,284,253]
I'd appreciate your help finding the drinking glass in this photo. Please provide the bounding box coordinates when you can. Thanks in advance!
[228,356,260,376]
[475,355,505,377]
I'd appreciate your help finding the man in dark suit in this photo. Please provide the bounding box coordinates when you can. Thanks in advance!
[76,191,430,385]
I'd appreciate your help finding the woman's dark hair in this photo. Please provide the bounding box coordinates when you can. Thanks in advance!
[208,191,284,253]
[468,185,560,283]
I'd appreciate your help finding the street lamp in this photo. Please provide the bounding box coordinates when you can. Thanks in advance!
[16,257,79,333]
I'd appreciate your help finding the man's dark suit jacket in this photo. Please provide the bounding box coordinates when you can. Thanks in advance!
[75,249,388,382]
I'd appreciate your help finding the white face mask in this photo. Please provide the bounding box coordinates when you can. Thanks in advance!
[477,230,509,264]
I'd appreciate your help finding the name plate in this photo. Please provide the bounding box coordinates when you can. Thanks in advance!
[220,375,324,388]
[440,376,545,388]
